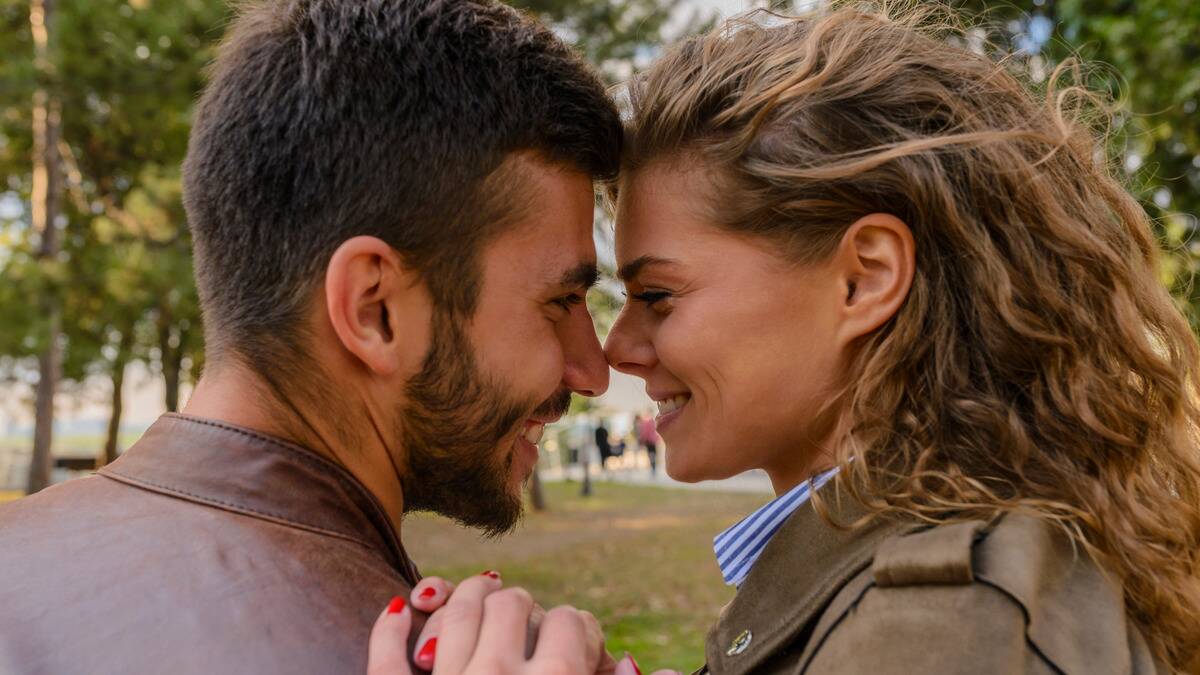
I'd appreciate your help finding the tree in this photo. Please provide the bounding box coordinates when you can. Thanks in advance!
[24,0,65,494]
[1,0,226,486]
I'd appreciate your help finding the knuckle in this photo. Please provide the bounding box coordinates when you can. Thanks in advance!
[543,605,586,636]
[485,586,533,613]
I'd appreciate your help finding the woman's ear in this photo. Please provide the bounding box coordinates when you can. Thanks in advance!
[832,213,915,344]
[324,236,431,377]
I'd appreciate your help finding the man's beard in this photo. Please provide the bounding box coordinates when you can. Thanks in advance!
[398,310,571,536]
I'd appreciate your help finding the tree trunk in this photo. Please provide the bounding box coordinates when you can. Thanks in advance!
[581,447,593,497]
[158,313,184,412]
[26,0,62,495]
[101,330,133,467]
[529,469,546,511]
[163,348,181,412]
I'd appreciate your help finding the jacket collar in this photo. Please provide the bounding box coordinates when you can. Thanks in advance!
[704,484,913,675]
[98,413,420,585]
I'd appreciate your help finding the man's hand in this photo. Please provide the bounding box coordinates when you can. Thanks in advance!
[405,574,674,675]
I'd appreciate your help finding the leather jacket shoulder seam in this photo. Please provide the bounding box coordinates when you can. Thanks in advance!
[99,467,382,555]
[165,414,370,495]
[161,414,403,540]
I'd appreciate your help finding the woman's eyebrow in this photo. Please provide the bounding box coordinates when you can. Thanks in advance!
[617,255,679,282]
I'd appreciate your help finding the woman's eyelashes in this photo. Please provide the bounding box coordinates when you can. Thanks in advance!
[627,289,671,309]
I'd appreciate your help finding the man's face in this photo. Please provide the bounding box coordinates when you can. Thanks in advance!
[399,157,608,535]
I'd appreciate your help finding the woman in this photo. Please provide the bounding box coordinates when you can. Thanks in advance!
[372,3,1200,673]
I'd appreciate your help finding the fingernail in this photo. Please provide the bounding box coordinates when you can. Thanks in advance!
[419,587,436,599]
[481,570,501,579]
[387,596,406,615]
[626,653,642,675]
[416,637,437,665]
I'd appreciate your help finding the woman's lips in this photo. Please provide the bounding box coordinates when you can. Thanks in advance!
[653,393,690,431]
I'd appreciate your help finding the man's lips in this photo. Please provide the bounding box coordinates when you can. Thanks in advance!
[517,389,570,447]
[519,411,564,445]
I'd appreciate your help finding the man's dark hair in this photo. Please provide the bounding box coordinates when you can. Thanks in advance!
[182,0,621,366]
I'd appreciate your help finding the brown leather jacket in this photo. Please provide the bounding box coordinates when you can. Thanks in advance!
[699,487,1164,675]
[0,414,423,674]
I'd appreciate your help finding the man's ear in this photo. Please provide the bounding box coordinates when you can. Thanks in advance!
[832,213,915,345]
[324,236,430,376]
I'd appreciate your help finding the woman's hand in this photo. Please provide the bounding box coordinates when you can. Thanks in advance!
[368,573,612,674]
[396,574,674,675]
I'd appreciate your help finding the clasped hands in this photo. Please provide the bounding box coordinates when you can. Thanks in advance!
[368,572,677,675]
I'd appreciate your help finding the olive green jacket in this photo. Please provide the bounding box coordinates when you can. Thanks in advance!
[698,490,1163,674]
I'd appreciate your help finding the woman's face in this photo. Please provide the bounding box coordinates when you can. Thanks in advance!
[604,163,848,489]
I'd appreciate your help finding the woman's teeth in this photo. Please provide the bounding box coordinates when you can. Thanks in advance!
[656,395,690,415]
[521,423,545,445]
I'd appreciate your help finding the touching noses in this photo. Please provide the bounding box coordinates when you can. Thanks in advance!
[560,307,610,397]
[603,307,655,377]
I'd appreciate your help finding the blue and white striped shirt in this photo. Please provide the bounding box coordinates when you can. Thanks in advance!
[713,467,840,588]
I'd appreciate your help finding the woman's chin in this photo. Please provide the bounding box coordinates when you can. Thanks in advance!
[666,450,732,483]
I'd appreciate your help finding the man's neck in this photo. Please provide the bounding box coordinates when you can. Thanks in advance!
[183,362,407,538]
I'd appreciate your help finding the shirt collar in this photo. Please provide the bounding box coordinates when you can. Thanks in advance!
[98,413,421,584]
[704,484,913,675]
[714,467,840,587]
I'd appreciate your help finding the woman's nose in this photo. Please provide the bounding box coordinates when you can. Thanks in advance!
[604,309,656,376]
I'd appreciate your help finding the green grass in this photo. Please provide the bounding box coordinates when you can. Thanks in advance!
[403,481,767,673]
[0,431,144,458]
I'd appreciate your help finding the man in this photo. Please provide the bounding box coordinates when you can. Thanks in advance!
[0,0,619,672]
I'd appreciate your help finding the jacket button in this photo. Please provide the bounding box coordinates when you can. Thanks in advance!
[726,629,752,656]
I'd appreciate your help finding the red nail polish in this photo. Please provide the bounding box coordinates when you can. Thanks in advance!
[387,596,406,615]
[419,587,437,599]
[481,570,500,579]
[627,653,642,675]
[417,637,437,664]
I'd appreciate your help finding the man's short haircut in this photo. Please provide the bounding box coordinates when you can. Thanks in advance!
[183,0,621,365]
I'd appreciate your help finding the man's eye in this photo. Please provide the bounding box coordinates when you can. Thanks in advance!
[552,293,585,311]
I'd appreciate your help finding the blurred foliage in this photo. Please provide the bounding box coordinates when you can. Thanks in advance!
[0,0,223,416]
[956,0,1200,323]
[0,0,707,424]
[513,0,708,81]
[7,0,1194,421]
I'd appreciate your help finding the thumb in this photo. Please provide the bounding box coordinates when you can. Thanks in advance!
[367,596,414,675]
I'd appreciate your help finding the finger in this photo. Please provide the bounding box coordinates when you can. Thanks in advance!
[576,609,606,674]
[412,609,442,672]
[410,577,458,614]
[523,603,546,659]
[529,606,592,674]
[611,653,637,675]
[367,596,413,675]
[429,572,503,675]
[594,650,619,675]
[472,587,534,667]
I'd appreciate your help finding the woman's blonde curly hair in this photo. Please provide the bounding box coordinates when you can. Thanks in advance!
[616,2,1200,670]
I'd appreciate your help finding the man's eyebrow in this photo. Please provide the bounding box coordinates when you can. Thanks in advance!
[559,262,600,290]
[617,255,677,282]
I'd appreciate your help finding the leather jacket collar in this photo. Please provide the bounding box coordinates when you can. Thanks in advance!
[99,413,420,584]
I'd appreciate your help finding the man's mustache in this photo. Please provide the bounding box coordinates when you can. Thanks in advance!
[530,388,572,420]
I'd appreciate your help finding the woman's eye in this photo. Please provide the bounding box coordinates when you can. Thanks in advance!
[630,290,670,307]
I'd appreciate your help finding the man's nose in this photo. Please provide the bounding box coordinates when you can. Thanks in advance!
[561,310,609,397]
